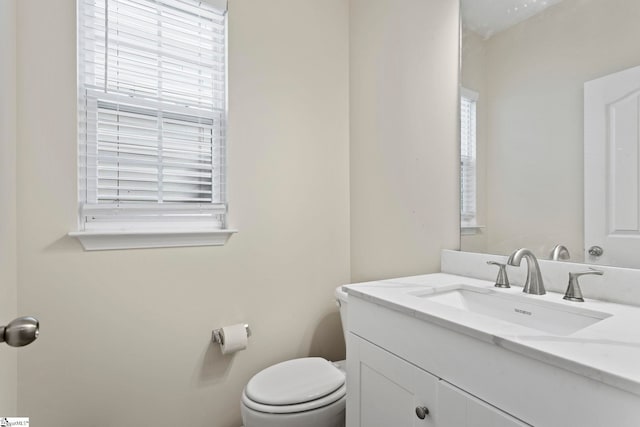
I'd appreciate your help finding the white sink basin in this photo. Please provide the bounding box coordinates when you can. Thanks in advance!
[412,285,612,335]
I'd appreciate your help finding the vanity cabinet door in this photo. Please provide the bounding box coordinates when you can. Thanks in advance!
[438,381,531,427]
[346,334,438,427]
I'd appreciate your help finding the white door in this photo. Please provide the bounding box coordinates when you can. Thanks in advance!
[585,64,640,267]
[346,334,438,427]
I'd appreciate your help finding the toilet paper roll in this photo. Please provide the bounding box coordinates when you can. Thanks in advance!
[220,323,248,355]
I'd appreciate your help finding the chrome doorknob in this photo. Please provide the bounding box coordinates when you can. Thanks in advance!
[415,406,429,419]
[588,246,604,257]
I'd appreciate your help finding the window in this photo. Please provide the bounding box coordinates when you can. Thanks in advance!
[73,0,234,250]
[460,88,478,228]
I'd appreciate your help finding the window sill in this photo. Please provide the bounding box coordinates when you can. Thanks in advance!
[68,229,237,251]
[461,225,485,236]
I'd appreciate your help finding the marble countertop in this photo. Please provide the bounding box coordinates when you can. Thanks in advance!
[344,273,640,397]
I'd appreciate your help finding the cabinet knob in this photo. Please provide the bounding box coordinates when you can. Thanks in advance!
[415,406,429,420]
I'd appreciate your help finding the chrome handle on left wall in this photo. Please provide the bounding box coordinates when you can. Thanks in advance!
[0,316,39,347]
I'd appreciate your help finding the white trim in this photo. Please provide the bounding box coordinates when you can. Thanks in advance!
[460,87,479,101]
[69,229,237,251]
[202,0,228,14]
[81,203,227,216]
[84,89,222,118]
[460,225,485,236]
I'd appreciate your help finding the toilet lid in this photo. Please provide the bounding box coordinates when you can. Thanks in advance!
[245,357,345,406]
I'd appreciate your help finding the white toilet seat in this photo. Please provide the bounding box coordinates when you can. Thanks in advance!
[241,357,346,415]
[242,383,346,414]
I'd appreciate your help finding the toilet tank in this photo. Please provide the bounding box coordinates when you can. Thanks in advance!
[334,286,349,340]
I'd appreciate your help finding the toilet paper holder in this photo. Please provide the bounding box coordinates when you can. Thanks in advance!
[212,324,251,345]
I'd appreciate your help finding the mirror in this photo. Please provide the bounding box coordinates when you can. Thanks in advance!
[459,0,640,268]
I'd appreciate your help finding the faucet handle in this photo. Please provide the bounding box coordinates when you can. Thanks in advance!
[564,269,604,302]
[487,261,510,288]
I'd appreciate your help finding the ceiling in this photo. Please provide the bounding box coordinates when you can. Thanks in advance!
[461,0,565,39]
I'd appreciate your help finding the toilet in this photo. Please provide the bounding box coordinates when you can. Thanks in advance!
[240,286,349,427]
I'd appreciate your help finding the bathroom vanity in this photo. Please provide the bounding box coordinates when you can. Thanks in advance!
[344,270,640,426]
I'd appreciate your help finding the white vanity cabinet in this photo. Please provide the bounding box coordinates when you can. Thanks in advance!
[346,293,640,427]
[347,334,528,427]
[347,334,438,427]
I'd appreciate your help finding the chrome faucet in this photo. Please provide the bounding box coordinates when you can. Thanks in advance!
[507,248,546,295]
[550,244,570,261]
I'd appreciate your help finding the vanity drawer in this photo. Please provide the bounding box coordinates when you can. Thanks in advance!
[439,380,531,427]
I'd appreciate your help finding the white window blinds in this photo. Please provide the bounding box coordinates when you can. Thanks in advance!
[460,88,478,226]
[78,0,227,231]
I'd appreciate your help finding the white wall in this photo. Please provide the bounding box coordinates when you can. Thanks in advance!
[349,0,460,282]
[461,0,640,260]
[16,0,349,425]
[11,0,461,423]
[0,0,18,415]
